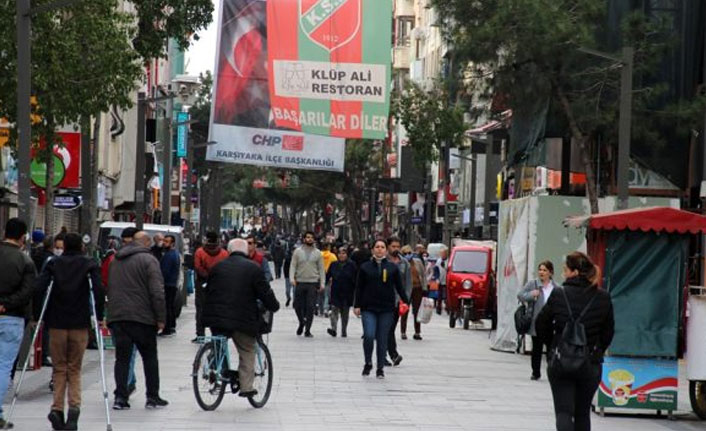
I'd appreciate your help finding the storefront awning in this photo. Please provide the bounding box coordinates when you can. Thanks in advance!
[565,207,706,234]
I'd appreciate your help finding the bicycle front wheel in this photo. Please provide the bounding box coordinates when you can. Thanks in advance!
[192,342,226,411]
[248,339,273,408]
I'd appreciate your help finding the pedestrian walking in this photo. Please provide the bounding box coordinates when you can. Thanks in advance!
[159,235,180,336]
[536,252,614,431]
[202,239,280,399]
[318,242,337,316]
[271,238,285,279]
[326,246,356,338]
[400,245,427,340]
[31,235,61,367]
[350,240,371,268]
[107,231,168,410]
[192,232,228,343]
[35,233,104,431]
[385,237,410,366]
[432,246,449,314]
[354,240,409,379]
[517,260,559,380]
[246,234,273,282]
[283,241,293,307]
[0,218,35,430]
[290,231,325,337]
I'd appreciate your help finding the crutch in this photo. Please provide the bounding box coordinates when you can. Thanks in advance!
[3,280,53,430]
[87,275,113,431]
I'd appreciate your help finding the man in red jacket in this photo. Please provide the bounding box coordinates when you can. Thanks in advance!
[192,232,228,342]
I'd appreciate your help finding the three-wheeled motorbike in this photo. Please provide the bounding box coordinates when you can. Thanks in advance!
[446,245,496,330]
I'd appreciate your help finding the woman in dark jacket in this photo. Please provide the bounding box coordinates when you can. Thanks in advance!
[326,246,357,338]
[536,251,614,431]
[353,240,409,379]
[34,233,104,431]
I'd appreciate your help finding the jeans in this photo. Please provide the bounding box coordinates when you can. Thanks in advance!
[49,328,88,409]
[316,287,330,316]
[294,283,318,332]
[164,285,177,332]
[548,363,602,431]
[0,316,25,418]
[110,321,160,400]
[361,311,394,369]
[329,306,350,336]
[531,335,550,378]
[284,278,293,302]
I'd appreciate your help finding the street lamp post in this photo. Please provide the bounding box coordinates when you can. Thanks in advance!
[578,46,634,210]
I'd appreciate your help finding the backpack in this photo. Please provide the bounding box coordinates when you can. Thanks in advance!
[549,289,598,377]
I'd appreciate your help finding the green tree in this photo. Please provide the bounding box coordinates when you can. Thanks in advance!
[432,0,705,213]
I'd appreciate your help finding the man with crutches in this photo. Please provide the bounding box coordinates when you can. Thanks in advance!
[33,233,105,430]
[0,218,35,430]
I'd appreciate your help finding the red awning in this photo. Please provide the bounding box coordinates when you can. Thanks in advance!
[564,207,706,234]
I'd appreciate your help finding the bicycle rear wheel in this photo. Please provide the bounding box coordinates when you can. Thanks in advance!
[192,342,226,411]
[248,339,273,408]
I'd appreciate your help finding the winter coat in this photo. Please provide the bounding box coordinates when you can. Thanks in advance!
[517,278,560,337]
[389,255,412,301]
[408,256,428,292]
[160,248,180,287]
[107,243,166,327]
[326,260,357,308]
[0,242,36,318]
[536,276,615,363]
[354,258,409,313]
[321,250,338,273]
[194,245,228,281]
[203,252,280,336]
[34,252,104,329]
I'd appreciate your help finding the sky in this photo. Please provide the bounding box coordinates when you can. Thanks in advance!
[185,0,221,77]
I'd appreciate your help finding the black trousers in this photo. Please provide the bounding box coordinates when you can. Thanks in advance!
[548,363,602,431]
[274,259,283,279]
[531,335,551,378]
[195,283,205,337]
[294,283,318,332]
[387,310,400,360]
[110,321,160,399]
[164,285,177,331]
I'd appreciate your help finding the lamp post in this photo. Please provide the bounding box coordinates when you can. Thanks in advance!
[578,46,634,210]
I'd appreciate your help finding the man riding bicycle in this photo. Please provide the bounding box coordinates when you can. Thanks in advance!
[201,238,280,398]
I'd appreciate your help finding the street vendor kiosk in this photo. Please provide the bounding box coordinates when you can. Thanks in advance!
[566,207,706,419]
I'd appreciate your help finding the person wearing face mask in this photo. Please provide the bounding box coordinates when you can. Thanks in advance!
[159,235,180,336]
[0,218,36,429]
[385,237,411,367]
[151,233,164,261]
[354,240,409,379]
[53,234,65,257]
[290,231,325,337]
[326,246,357,338]
[517,260,559,380]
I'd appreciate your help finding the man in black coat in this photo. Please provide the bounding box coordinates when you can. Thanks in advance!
[202,238,279,398]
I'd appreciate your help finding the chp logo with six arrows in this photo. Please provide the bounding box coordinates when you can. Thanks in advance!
[298,0,361,52]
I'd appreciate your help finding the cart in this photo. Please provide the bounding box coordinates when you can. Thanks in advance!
[566,207,706,419]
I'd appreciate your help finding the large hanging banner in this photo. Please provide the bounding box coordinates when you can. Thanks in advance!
[266,0,392,139]
[208,0,345,172]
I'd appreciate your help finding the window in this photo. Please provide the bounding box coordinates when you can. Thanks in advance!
[396,16,414,47]
[451,251,488,274]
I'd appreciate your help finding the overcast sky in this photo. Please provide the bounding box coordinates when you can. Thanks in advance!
[185,0,221,77]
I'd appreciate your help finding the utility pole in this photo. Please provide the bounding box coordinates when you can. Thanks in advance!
[617,46,634,210]
[184,137,194,240]
[80,117,92,240]
[16,0,31,226]
[442,140,451,249]
[134,92,146,230]
[161,98,173,225]
[469,154,477,237]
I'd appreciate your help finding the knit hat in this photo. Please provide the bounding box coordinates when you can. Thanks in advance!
[32,229,45,243]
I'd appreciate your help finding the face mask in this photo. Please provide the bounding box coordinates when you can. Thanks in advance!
[390,250,400,257]
[54,249,63,257]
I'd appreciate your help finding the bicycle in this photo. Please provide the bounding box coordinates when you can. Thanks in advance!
[191,334,273,411]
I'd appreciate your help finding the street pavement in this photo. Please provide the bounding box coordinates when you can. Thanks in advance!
[4,277,705,430]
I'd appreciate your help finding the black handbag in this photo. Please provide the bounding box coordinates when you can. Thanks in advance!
[514,301,534,335]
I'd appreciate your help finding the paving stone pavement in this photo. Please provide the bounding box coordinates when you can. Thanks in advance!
[3,277,705,430]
